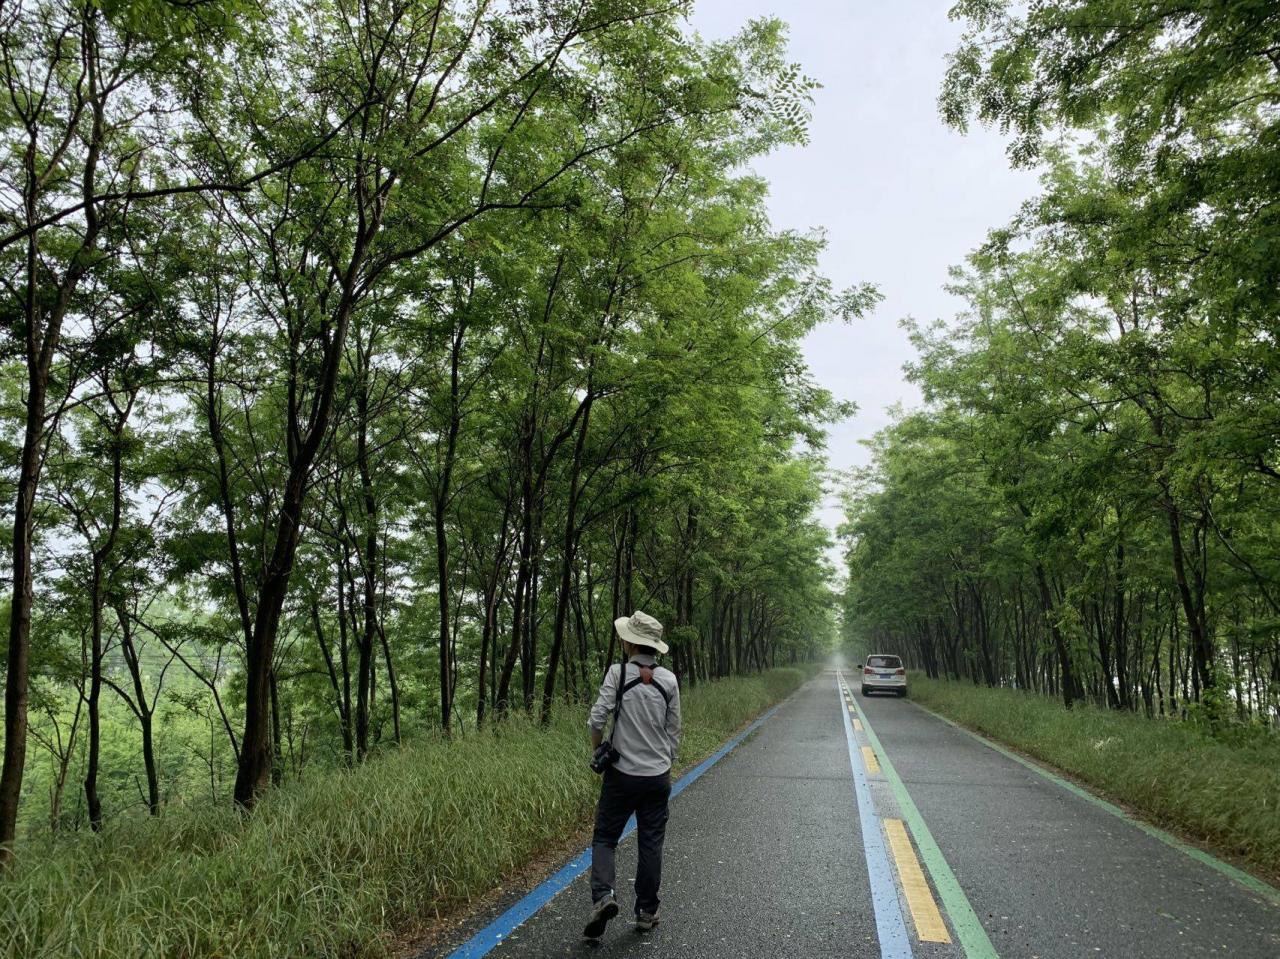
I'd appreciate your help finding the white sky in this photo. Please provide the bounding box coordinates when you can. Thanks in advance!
[687,1,1039,549]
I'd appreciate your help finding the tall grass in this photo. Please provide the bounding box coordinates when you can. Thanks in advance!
[909,675,1280,880]
[0,667,811,959]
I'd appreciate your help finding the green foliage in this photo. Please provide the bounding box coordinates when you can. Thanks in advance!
[2,0,848,847]
[844,0,1280,728]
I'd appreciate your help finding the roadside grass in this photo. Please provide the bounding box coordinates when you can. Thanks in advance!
[909,675,1280,881]
[0,666,812,959]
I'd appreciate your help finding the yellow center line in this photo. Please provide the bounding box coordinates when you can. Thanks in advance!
[861,745,881,775]
[883,818,952,943]
[853,718,863,732]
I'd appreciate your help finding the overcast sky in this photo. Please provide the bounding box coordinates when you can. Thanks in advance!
[686,1,1040,549]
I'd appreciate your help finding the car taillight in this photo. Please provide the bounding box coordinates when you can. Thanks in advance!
[863,666,873,675]
[895,668,905,675]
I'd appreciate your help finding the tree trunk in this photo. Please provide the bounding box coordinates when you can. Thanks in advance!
[541,391,594,722]
[605,515,626,670]
[1,403,41,858]
[116,604,160,814]
[1113,536,1131,709]
[477,492,514,726]
[523,510,544,711]
[79,385,131,830]
[312,601,353,756]
[235,377,345,804]
[1034,562,1076,708]
[355,377,381,755]
[335,560,355,761]
[1166,503,1213,695]
[84,561,105,830]
[2,10,106,856]
[497,415,537,714]
[377,622,401,744]
[269,668,283,786]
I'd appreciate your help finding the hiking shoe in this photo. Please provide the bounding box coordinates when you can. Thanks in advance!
[583,895,619,939]
[634,911,660,932]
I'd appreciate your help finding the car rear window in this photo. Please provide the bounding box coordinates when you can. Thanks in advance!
[867,656,901,669]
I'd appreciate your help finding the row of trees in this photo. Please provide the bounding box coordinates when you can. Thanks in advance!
[842,0,1280,724]
[1,0,851,852]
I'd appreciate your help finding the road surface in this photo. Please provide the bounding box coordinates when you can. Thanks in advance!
[431,668,1280,958]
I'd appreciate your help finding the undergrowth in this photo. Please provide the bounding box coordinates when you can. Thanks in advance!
[909,675,1280,881]
[0,667,812,959]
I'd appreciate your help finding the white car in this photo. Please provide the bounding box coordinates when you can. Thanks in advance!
[860,655,907,697]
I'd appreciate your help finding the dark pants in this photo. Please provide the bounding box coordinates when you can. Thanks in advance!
[590,767,671,914]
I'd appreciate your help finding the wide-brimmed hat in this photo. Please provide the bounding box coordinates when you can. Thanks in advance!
[614,610,668,654]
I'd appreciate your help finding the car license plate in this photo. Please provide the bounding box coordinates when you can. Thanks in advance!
[878,672,895,679]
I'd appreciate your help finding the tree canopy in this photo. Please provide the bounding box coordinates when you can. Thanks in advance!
[843,0,1280,724]
[0,0,856,848]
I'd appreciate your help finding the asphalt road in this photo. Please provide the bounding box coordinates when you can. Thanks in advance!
[432,668,1280,959]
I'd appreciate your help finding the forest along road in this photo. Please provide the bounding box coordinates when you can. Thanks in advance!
[432,669,1280,959]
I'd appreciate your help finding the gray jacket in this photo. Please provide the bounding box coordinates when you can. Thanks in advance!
[588,654,681,777]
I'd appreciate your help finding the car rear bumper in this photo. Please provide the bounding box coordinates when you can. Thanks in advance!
[861,675,906,690]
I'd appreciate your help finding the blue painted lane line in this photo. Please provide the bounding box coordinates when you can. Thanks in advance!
[838,676,912,959]
[445,701,785,959]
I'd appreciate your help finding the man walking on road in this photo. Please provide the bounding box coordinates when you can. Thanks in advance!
[584,610,681,940]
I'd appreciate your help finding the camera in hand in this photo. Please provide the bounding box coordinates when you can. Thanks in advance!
[590,739,620,774]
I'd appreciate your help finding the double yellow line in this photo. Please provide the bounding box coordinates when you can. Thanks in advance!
[840,680,951,945]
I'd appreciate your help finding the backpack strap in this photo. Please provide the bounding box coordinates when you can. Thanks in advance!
[621,670,671,705]
[610,662,627,728]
